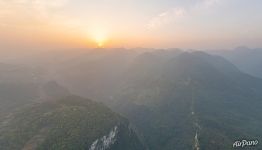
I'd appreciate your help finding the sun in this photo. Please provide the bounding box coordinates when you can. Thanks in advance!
[94,34,106,47]
[89,26,108,48]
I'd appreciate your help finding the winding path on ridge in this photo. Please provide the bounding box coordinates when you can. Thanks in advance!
[190,83,200,150]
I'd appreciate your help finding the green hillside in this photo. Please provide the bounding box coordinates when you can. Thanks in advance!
[113,51,262,150]
[0,96,146,150]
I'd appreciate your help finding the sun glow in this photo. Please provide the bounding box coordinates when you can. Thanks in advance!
[94,33,106,47]
[89,25,109,48]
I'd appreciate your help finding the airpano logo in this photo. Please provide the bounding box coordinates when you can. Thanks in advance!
[233,140,258,148]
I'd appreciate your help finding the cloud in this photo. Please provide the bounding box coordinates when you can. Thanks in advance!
[203,0,221,7]
[0,0,68,21]
[147,0,222,30]
[195,0,221,9]
[3,0,68,8]
[31,0,68,19]
[147,7,186,29]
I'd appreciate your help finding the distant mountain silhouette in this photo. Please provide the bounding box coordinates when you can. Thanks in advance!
[2,49,262,149]
[112,51,262,150]
[0,63,69,115]
[210,47,262,78]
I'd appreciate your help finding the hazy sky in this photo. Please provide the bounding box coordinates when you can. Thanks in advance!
[0,0,262,50]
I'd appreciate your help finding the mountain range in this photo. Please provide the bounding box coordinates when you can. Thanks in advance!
[1,48,262,149]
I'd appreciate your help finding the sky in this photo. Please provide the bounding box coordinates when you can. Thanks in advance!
[0,0,262,50]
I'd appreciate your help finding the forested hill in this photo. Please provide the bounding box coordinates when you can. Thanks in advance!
[0,96,146,150]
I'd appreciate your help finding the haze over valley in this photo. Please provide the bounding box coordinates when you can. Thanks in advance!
[1,0,262,149]
[1,48,262,149]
